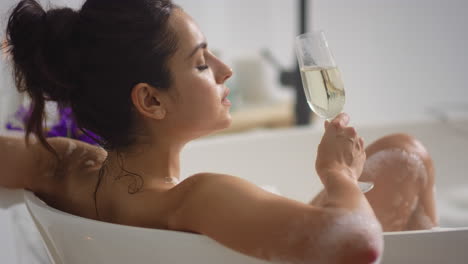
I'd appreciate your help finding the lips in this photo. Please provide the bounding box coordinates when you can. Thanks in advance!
[221,88,231,106]
[222,87,230,100]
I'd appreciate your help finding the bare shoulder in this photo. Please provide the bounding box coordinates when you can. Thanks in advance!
[170,172,273,204]
[177,172,265,190]
[167,172,312,231]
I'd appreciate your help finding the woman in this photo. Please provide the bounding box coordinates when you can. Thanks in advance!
[0,0,437,263]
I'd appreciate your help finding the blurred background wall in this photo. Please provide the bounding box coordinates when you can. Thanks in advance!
[1,0,467,131]
[314,0,468,125]
[179,0,468,125]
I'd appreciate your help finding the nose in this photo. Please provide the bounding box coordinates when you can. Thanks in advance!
[215,59,233,84]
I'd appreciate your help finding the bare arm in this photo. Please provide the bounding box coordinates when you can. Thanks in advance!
[169,173,382,264]
[0,135,105,191]
[0,135,43,189]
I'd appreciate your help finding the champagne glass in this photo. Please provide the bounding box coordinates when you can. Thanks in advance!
[295,31,374,193]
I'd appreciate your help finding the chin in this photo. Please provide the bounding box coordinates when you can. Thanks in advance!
[220,113,233,129]
[212,113,233,133]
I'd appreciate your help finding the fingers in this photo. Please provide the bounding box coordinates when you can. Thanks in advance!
[355,136,365,151]
[330,113,350,129]
[343,126,357,138]
[327,114,366,152]
[325,113,349,135]
[334,124,357,139]
[325,114,364,150]
[359,137,365,149]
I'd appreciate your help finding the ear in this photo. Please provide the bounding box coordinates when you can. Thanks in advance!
[131,83,167,120]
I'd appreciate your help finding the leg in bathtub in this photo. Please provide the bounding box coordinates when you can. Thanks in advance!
[310,133,438,232]
[359,133,437,231]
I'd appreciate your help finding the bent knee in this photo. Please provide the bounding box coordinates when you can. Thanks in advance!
[365,134,434,186]
[366,133,432,167]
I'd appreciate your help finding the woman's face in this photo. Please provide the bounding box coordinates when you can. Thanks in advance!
[162,9,233,139]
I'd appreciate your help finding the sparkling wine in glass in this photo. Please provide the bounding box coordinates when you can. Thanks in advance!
[295,31,374,193]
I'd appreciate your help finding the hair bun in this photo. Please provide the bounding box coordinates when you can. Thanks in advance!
[6,0,46,58]
[7,0,81,105]
[45,8,79,45]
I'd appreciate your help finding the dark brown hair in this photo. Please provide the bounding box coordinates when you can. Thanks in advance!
[5,0,179,151]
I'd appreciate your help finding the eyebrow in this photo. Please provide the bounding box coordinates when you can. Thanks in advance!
[186,42,207,60]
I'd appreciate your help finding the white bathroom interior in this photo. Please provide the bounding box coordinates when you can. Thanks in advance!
[0,0,468,263]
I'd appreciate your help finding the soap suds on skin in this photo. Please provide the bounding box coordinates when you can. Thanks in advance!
[66,142,77,156]
[410,197,419,213]
[413,204,435,229]
[364,148,427,183]
[95,147,107,163]
[85,160,95,167]
[164,176,180,185]
[318,211,382,264]
[268,208,382,264]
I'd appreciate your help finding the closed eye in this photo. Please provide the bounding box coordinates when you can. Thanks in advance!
[196,65,209,71]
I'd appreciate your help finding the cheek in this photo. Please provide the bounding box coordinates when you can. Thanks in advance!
[182,78,219,110]
[170,70,223,125]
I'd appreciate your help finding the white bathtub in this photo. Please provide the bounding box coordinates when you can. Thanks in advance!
[1,118,468,263]
[182,118,468,226]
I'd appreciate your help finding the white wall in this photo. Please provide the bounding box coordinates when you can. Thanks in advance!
[314,0,468,124]
[177,0,301,68]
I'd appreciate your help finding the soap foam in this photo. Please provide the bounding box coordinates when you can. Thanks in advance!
[272,208,383,264]
[95,147,107,163]
[317,210,382,264]
[413,204,435,229]
[410,197,419,213]
[363,148,427,186]
[164,176,180,185]
[85,160,95,167]
[66,142,77,156]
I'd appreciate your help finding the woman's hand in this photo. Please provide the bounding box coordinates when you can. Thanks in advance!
[315,113,366,187]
